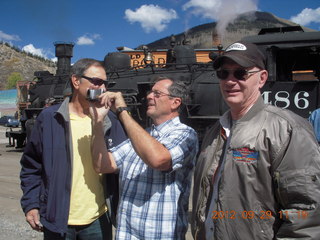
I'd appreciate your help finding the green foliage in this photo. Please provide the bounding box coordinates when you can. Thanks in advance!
[6,72,23,89]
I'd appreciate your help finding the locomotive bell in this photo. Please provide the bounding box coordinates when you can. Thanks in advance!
[143,51,154,65]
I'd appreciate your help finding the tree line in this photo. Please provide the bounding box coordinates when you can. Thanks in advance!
[1,41,57,90]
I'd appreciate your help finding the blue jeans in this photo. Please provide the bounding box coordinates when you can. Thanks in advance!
[43,213,112,240]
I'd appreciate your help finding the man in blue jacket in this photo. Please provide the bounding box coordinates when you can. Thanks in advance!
[20,58,127,239]
[309,108,320,144]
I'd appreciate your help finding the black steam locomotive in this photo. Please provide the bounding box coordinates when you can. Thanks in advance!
[7,42,74,148]
[105,26,320,140]
[7,26,320,147]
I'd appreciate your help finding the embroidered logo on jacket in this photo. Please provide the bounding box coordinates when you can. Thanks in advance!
[108,138,113,148]
[233,147,258,164]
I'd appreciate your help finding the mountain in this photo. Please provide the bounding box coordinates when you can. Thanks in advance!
[0,11,317,90]
[143,11,316,50]
[0,42,56,90]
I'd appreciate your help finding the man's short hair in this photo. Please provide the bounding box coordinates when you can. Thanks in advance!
[152,76,189,110]
[70,58,105,89]
[71,58,104,79]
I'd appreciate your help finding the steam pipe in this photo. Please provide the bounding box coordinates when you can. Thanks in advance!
[54,42,74,76]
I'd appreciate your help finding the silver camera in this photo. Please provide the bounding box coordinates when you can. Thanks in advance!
[87,89,105,101]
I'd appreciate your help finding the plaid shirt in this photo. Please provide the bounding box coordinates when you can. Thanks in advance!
[110,117,198,239]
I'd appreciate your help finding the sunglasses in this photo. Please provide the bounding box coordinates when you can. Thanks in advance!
[82,75,108,86]
[216,69,261,81]
[147,90,175,98]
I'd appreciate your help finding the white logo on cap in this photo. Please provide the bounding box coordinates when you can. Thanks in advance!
[225,43,247,52]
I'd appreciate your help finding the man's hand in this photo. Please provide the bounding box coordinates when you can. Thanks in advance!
[89,91,127,122]
[89,95,111,123]
[26,209,43,232]
[99,92,127,112]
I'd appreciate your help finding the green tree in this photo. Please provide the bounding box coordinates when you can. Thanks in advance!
[6,72,23,89]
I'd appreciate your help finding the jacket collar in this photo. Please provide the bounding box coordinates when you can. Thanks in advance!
[56,97,70,122]
[220,96,266,126]
[56,97,112,132]
[239,96,266,122]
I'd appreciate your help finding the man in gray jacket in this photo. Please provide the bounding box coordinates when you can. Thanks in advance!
[191,41,320,239]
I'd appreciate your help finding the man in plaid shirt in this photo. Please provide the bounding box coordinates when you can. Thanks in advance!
[90,76,198,239]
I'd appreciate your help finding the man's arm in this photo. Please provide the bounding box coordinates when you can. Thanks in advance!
[105,111,127,147]
[100,91,172,171]
[20,117,43,231]
[91,119,118,173]
[308,109,320,143]
[274,122,320,239]
[117,110,172,171]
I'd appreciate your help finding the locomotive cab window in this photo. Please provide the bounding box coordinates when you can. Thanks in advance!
[275,47,320,82]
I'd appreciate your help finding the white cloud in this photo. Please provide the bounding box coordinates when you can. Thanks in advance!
[22,44,47,58]
[0,30,21,41]
[76,34,101,45]
[125,4,178,33]
[290,7,320,26]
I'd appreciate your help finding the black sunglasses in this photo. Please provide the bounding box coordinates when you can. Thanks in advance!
[82,75,108,86]
[216,69,261,81]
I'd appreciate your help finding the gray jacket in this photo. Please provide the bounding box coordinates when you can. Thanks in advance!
[192,97,320,240]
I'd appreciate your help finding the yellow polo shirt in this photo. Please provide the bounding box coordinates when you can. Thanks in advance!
[68,113,107,225]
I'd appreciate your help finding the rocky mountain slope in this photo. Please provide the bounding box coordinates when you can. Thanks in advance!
[0,11,316,90]
[144,11,316,50]
[0,43,56,90]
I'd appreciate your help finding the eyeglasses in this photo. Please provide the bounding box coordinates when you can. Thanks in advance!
[82,75,108,86]
[147,90,175,98]
[216,69,261,81]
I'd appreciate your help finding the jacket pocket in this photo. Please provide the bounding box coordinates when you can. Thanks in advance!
[197,178,209,223]
[45,182,57,222]
[274,169,318,209]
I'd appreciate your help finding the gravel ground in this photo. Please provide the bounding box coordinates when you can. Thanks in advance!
[0,211,42,239]
[0,126,43,239]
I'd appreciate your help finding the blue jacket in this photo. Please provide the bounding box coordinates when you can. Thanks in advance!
[20,98,127,235]
[309,108,320,143]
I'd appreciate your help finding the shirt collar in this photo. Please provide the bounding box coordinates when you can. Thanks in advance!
[150,116,180,138]
[220,111,232,137]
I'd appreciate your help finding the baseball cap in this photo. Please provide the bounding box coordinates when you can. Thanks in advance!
[213,41,266,70]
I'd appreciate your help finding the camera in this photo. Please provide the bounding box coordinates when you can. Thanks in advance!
[87,89,105,101]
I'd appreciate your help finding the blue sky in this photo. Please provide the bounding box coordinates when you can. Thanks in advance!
[1,0,319,63]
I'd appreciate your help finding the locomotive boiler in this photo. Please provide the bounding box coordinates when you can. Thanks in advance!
[8,26,320,147]
[104,26,320,141]
[104,40,226,140]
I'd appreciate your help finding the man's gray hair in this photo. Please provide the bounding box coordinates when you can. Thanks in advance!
[152,76,189,111]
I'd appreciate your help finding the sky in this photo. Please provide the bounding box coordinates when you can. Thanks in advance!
[1,0,319,63]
